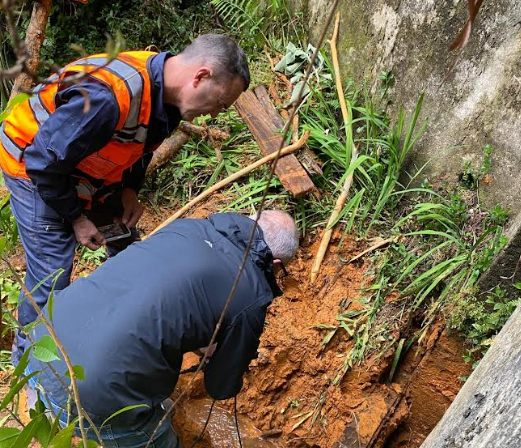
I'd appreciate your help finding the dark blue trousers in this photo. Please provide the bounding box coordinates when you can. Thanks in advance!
[3,173,136,363]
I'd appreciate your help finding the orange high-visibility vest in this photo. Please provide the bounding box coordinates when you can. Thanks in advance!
[0,51,156,204]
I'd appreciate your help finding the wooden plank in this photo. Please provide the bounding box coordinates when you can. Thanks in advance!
[253,85,323,176]
[254,85,286,128]
[235,90,315,197]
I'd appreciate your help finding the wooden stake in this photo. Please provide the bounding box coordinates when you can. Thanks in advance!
[310,13,359,284]
[145,131,310,237]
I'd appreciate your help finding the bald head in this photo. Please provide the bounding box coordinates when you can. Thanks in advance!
[249,210,299,264]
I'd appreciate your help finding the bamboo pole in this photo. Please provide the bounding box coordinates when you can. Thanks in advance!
[146,131,310,237]
[310,13,359,284]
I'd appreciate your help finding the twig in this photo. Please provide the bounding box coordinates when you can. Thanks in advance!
[143,1,341,446]
[146,131,310,237]
[439,0,485,88]
[346,237,398,265]
[310,12,359,283]
[146,123,229,175]
[2,257,90,448]
[292,110,299,144]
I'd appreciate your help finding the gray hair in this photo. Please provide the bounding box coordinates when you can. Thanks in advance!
[179,34,250,90]
[249,210,299,264]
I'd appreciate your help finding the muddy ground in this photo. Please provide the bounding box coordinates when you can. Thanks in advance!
[0,193,471,448]
[166,206,471,448]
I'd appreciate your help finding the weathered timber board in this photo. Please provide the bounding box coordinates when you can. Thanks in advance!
[235,89,315,197]
[253,85,323,176]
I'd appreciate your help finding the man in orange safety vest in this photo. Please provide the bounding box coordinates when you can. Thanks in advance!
[0,34,250,363]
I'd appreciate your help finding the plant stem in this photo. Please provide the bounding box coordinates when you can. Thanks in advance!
[310,12,359,283]
[2,257,89,448]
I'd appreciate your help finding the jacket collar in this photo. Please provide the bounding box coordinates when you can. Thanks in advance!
[148,52,181,137]
[208,213,283,297]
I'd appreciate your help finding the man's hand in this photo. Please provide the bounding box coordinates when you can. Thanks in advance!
[121,188,143,228]
[72,215,106,250]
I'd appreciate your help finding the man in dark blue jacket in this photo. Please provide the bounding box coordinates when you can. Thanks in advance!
[26,210,298,448]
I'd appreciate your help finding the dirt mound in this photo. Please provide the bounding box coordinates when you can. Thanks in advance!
[173,232,471,448]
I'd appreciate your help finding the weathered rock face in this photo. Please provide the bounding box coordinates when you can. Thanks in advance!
[298,0,521,214]
[419,303,521,448]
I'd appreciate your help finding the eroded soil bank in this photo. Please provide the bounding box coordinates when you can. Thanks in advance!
[1,197,471,447]
[172,232,471,448]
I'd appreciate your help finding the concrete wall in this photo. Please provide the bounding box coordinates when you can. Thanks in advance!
[296,0,521,214]
[419,299,521,447]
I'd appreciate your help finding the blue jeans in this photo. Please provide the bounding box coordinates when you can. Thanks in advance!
[3,173,137,363]
[26,370,182,448]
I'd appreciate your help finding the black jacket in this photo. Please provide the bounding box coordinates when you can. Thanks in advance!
[28,213,281,426]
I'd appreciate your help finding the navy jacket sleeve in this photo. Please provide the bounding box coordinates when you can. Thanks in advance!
[24,83,119,221]
[203,302,268,400]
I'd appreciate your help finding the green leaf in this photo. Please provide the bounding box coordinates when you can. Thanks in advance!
[76,440,99,448]
[0,372,38,411]
[48,413,62,445]
[311,324,337,330]
[47,419,78,448]
[32,414,52,448]
[0,428,21,448]
[33,336,61,363]
[12,344,32,378]
[65,365,85,381]
[0,93,31,123]
[0,237,6,256]
[47,269,65,324]
[10,416,40,448]
[513,282,521,290]
[101,404,149,428]
[388,339,405,383]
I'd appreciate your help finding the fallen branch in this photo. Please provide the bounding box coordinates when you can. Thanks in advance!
[146,131,310,237]
[310,12,359,284]
[146,123,229,175]
[439,0,485,87]
[346,236,398,265]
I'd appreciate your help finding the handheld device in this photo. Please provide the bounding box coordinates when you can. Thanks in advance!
[97,222,131,242]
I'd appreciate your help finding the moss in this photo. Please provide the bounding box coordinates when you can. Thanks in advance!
[329,1,372,82]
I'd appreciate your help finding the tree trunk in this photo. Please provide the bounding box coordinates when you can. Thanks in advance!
[10,0,52,97]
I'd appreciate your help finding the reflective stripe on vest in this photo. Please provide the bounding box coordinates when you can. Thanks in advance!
[72,57,148,143]
[0,123,23,162]
[29,94,51,126]
[0,51,156,182]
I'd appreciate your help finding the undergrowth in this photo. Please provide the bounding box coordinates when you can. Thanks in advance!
[143,39,517,382]
[0,1,518,444]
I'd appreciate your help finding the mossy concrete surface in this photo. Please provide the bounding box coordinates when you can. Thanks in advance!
[297,0,521,216]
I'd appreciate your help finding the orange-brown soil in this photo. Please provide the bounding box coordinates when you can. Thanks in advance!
[172,231,471,448]
[1,194,471,448]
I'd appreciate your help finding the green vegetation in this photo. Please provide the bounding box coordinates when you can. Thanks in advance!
[0,192,17,252]
[38,0,215,66]
[0,0,518,445]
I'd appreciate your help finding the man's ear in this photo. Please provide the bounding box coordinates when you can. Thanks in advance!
[193,66,212,87]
